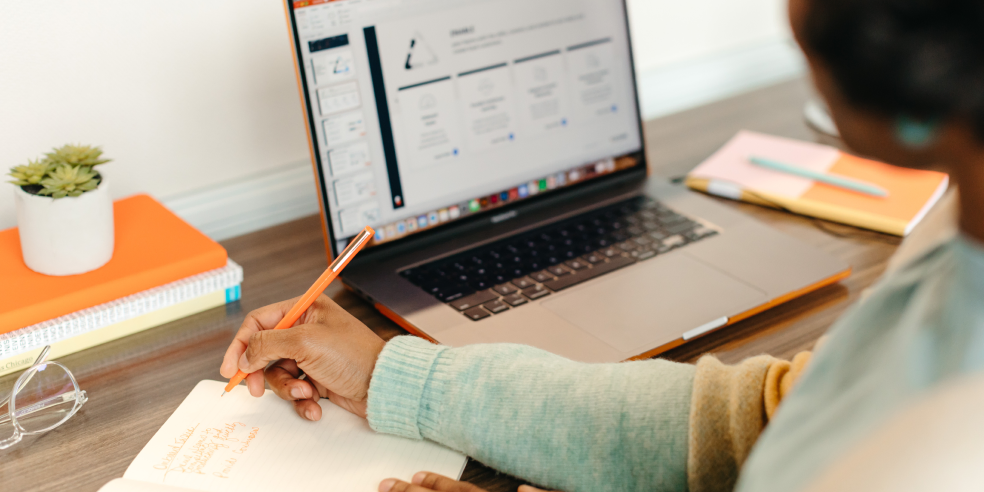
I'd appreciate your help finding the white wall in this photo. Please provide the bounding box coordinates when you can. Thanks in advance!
[0,0,799,237]
[0,1,309,232]
[627,0,791,72]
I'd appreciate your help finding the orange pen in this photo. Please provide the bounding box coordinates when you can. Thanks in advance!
[222,226,376,396]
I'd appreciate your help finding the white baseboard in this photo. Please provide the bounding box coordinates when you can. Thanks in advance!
[636,38,806,120]
[165,39,806,242]
[161,160,319,242]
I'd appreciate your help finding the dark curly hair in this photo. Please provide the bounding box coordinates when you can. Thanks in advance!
[803,0,984,138]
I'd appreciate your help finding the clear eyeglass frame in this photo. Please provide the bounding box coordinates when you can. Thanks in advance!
[0,345,88,449]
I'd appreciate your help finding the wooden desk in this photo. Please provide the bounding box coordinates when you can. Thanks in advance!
[0,79,900,491]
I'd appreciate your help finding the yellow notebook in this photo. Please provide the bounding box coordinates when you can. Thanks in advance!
[686,131,949,236]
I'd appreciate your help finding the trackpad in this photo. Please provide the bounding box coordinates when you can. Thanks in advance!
[541,254,768,353]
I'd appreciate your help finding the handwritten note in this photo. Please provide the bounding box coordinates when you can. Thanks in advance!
[118,380,467,492]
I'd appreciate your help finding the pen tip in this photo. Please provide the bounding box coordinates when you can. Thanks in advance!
[220,391,226,397]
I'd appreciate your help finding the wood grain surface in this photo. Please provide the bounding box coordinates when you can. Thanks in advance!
[0,79,901,491]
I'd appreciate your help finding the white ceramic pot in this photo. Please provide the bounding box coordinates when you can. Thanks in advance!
[13,177,115,276]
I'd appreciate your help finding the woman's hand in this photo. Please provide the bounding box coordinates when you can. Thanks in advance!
[219,294,385,420]
[378,472,555,492]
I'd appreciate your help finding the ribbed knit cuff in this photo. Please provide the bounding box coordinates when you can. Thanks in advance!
[366,336,449,439]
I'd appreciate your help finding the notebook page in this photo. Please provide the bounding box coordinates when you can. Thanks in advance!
[123,380,467,492]
[99,478,192,492]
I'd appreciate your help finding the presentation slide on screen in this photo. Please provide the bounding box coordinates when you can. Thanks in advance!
[311,49,355,85]
[339,201,381,231]
[333,171,377,207]
[318,81,361,116]
[398,77,463,169]
[328,141,372,176]
[368,0,641,212]
[323,110,367,146]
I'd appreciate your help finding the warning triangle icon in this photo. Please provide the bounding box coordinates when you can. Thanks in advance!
[405,31,438,70]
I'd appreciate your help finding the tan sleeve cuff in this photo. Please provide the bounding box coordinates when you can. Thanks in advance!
[763,351,812,419]
[688,354,776,492]
[688,348,815,492]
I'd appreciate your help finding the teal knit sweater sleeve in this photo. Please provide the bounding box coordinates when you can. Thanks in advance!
[366,336,695,492]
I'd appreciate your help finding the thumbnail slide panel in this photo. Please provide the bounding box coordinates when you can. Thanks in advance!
[339,201,381,232]
[311,49,355,85]
[323,110,367,147]
[333,171,377,207]
[328,141,372,177]
[318,82,361,116]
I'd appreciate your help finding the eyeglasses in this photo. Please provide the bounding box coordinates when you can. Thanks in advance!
[0,346,88,449]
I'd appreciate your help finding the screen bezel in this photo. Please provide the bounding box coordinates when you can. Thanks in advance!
[283,0,650,260]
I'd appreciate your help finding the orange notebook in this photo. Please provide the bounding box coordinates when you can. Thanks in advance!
[686,131,949,236]
[0,194,227,335]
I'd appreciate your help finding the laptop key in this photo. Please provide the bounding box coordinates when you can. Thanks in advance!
[648,230,669,241]
[483,299,509,314]
[493,283,518,295]
[502,292,529,307]
[512,276,536,289]
[692,226,718,238]
[502,293,528,306]
[664,221,698,236]
[542,255,636,292]
[636,249,657,260]
[530,270,554,283]
[547,264,571,276]
[463,306,492,321]
[565,259,589,270]
[601,247,620,258]
[449,289,499,311]
[523,285,551,300]
[663,235,686,248]
[584,252,605,264]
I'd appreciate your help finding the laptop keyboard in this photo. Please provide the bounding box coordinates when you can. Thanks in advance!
[400,196,718,321]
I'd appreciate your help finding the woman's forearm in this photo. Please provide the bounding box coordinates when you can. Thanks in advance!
[366,336,695,492]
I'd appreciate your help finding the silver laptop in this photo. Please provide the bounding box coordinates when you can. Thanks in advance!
[284,0,850,362]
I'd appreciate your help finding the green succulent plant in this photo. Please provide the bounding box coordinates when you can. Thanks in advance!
[8,143,110,199]
[37,164,101,198]
[7,159,53,186]
[45,144,111,168]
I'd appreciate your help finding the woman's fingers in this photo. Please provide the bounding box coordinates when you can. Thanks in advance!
[220,297,299,377]
[413,472,483,491]
[265,359,316,400]
[238,326,310,374]
[245,369,266,397]
[379,472,488,492]
[292,398,323,421]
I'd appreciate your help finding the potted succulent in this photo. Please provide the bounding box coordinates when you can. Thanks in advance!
[7,144,114,276]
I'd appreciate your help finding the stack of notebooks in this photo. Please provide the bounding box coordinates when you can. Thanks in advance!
[0,195,242,376]
[686,131,950,236]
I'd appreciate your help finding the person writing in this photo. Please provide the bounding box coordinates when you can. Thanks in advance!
[221,0,984,490]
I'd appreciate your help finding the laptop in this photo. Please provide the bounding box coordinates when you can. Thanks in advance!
[283,0,850,362]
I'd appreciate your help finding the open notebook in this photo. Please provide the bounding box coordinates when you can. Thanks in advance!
[99,380,467,492]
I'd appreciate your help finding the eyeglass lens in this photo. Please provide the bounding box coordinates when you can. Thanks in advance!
[0,362,81,435]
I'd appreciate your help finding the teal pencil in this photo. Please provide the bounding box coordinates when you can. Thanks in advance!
[748,156,889,197]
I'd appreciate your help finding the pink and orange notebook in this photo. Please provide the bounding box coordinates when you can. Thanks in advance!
[0,194,227,335]
[686,131,949,236]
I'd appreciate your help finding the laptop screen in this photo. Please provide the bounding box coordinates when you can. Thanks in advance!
[288,0,644,253]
